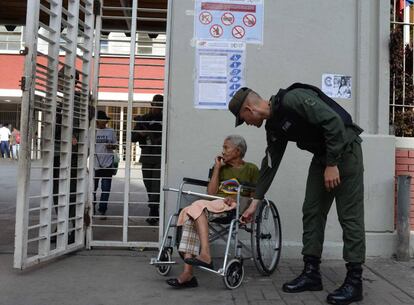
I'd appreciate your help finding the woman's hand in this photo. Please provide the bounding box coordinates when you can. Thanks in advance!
[214,155,224,168]
[223,197,236,206]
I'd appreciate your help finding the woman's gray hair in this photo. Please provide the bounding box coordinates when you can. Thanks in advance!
[225,134,247,158]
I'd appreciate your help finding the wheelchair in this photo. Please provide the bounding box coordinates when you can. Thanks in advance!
[150,177,282,289]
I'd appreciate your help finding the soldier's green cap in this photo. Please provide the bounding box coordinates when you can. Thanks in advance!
[228,87,252,127]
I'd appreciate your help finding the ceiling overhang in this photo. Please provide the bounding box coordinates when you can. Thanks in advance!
[0,0,168,33]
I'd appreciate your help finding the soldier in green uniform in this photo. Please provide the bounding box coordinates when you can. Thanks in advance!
[228,84,365,305]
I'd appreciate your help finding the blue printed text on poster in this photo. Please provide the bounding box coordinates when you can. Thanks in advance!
[195,41,246,109]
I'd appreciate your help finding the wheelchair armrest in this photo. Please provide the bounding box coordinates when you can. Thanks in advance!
[182,177,209,187]
[240,182,256,192]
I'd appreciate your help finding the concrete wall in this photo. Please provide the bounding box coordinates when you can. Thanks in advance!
[164,0,395,258]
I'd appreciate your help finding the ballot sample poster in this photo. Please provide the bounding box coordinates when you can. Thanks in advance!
[322,74,352,99]
[195,40,246,109]
[195,0,264,44]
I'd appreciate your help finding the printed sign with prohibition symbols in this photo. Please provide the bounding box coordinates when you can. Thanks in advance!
[232,26,245,39]
[221,12,234,26]
[243,14,256,27]
[199,11,212,25]
[210,24,223,38]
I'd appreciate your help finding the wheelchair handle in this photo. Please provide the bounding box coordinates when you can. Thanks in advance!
[163,187,222,200]
[239,182,256,192]
[182,177,209,187]
[163,187,179,192]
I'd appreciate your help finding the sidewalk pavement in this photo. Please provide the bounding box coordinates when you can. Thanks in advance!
[0,249,413,305]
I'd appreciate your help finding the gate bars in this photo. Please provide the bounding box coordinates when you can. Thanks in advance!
[87,0,167,248]
[14,0,94,269]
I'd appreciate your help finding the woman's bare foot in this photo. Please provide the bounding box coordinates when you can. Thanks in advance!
[177,271,193,283]
[196,253,212,264]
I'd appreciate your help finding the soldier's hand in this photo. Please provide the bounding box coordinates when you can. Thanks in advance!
[240,199,259,224]
[324,165,340,191]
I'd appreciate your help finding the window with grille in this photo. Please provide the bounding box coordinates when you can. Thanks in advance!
[0,26,23,53]
[390,1,414,137]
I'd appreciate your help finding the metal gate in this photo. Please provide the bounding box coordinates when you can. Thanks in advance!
[14,0,168,268]
[87,0,168,248]
[14,0,94,269]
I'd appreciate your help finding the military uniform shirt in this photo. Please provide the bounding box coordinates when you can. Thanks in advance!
[254,88,362,200]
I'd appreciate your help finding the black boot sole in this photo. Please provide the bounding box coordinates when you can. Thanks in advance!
[327,295,363,305]
[282,284,323,293]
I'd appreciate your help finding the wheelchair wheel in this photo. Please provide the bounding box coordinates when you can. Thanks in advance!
[223,259,244,289]
[156,249,172,276]
[251,200,282,275]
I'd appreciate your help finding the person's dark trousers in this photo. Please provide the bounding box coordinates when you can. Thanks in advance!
[301,140,365,263]
[142,162,161,218]
[0,141,10,158]
[327,262,363,305]
[93,168,113,214]
[52,156,77,243]
[282,255,323,293]
[53,156,77,214]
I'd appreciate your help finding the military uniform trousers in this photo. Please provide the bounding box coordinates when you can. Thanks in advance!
[142,162,161,217]
[301,139,365,263]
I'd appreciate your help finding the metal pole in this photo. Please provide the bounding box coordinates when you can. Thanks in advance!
[14,0,41,270]
[87,0,103,249]
[123,0,139,242]
[396,175,411,261]
[37,0,63,256]
[76,0,95,247]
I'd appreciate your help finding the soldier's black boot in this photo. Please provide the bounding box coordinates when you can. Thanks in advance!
[327,263,363,305]
[282,255,323,293]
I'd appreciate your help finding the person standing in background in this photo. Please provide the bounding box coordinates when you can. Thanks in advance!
[94,110,117,216]
[10,127,20,160]
[132,94,163,226]
[0,123,11,158]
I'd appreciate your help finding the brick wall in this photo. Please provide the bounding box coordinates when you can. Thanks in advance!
[395,148,414,230]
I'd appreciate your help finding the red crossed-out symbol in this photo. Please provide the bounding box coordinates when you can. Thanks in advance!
[210,24,223,38]
[232,26,245,39]
[243,14,256,27]
[199,11,212,25]
[221,12,234,26]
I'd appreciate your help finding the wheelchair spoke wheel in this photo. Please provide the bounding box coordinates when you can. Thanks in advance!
[251,200,282,275]
[156,249,172,276]
[223,259,244,289]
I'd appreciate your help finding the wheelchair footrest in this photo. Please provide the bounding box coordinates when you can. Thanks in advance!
[150,258,177,265]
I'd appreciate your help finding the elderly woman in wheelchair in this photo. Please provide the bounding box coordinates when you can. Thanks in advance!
[166,135,259,288]
[152,134,282,289]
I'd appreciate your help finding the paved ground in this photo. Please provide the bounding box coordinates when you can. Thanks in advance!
[0,159,19,253]
[0,249,413,305]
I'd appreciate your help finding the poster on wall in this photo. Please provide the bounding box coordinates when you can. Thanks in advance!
[195,40,246,109]
[321,73,352,99]
[195,0,264,44]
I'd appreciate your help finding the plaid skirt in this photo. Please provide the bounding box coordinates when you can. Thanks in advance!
[178,208,217,256]
[177,197,252,256]
[178,217,201,256]
[178,209,237,256]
